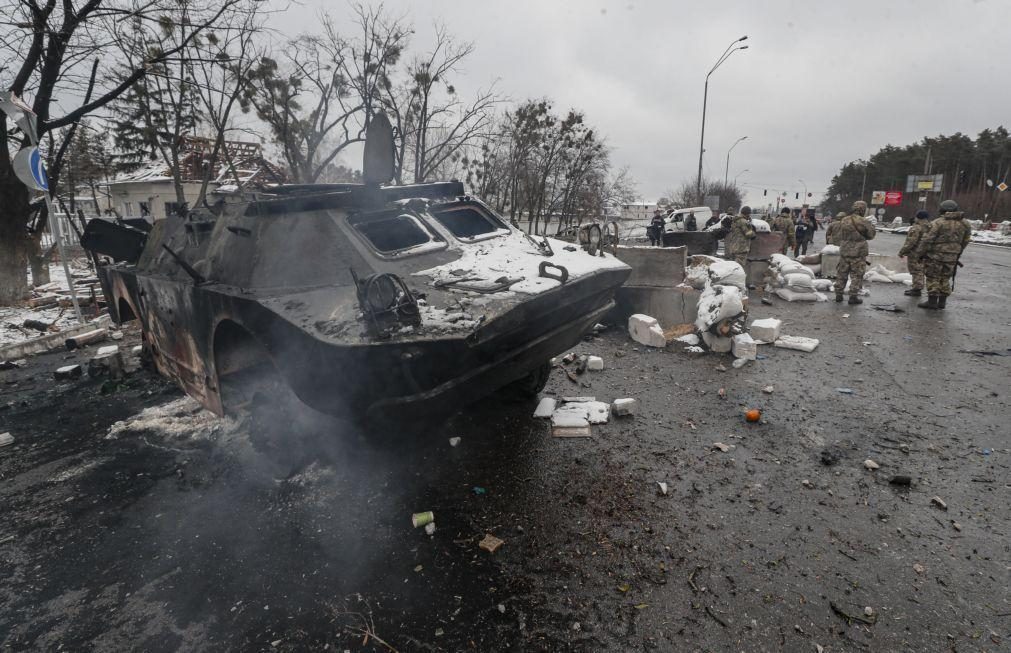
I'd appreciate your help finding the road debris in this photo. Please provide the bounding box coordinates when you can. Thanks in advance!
[533,397,556,418]
[586,355,604,371]
[424,522,436,536]
[889,475,912,486]
[749,317,782,342]
[54,364,83,381]
[931,496,948,511]
[863,459,880,470]
[657,481,668,496]
[731,357,748,369]
[913,563,925,574]
[745,408,762,423]
[478,533,504,553]
[712,442,731,452]
[830,600,877,625]
[448,437,461,447]
[836,387,855,394]
[0,432,13,448]
[628,314,666,347]
[762,385,774,394]
[611,398,637,416]
[872,303,905,313]
[774,335,820,352]
[64,328,108,350]
[412,511,435,528]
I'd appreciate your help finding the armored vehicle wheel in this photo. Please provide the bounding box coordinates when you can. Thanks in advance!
[504,361,552,400]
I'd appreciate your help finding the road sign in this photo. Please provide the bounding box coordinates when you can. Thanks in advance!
[871,190,886,205]
[876,208,886,216]
[13,146,49,191]
[999,182,1009,193]
[884,191,903,205]
[905,174,943,193]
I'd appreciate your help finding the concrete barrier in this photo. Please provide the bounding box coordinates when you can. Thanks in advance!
[613,246,699,328]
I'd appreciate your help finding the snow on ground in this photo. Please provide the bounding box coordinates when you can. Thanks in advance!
[105,396,233,443]
[1,260,101,349]
[970,229,1011,246]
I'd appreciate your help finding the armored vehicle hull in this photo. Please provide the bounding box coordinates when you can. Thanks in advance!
[90,182,630,422]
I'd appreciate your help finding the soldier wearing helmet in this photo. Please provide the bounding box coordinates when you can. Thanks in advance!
[725,206,756,270]
[831,200,876,304]
[825,211,846,245]
[771,206,797,254]
[898,209,931,296]
[914,199,971,309]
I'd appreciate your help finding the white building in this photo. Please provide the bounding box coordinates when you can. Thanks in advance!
[103,138,285,222]
[619,201,659,222]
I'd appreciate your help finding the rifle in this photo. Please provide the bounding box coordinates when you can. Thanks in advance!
[951,256,964,291]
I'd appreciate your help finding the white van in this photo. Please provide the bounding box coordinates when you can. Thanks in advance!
[663,206,713,232]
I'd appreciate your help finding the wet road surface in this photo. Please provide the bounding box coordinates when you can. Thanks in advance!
[1,237,1009,651]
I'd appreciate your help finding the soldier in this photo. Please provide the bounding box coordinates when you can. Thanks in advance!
[772,207,797,254]
[725,205,756,270]
[648,208,665,246]
[898,210,931,296]
[914,199,971,310]
[825,211,845,245]
[832,200,876,304]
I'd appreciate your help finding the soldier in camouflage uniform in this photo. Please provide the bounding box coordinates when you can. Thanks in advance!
[832,200,876,304]
[914,199,971,310]
[725,205,756,270]
[772,207,797,254]
[898,210,931,296]
[825,211,845,245]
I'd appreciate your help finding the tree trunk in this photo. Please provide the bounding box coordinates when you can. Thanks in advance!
[27,232,51,287]
[0,154,33,304]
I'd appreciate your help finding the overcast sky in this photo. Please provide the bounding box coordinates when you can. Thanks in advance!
[276,0,1008,208]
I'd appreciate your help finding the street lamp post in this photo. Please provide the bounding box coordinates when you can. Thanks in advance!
[798,178,808,204]
[696,36,748,205]
[725,136,748,187]
[734,169,750,183]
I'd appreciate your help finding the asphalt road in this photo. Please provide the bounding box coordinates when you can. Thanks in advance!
[1,238,1008,652]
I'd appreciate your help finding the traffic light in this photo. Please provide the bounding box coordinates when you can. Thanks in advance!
[763,189,767,196]
[795,192,799,199]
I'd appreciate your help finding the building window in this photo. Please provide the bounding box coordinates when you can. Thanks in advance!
[165,202,185,218]
[122,201,133,216]
[139,201,151,217]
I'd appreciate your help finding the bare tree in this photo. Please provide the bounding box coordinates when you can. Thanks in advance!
[245,4,409,183]
[0,0,246,304]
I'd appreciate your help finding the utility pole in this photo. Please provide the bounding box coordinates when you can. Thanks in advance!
[724,136,747,187]
[696,36,748,204]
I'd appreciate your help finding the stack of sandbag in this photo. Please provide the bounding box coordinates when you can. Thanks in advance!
[820,244,840,255]
[751,218,772,233]
[863,263,913,285]
[766,254,827,302]
[683,255,747,291]
[695,283,746,352]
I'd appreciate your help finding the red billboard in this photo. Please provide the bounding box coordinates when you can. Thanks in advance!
[884,191,903,205]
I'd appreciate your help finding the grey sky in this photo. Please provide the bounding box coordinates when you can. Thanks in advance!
[278,0,1008,209]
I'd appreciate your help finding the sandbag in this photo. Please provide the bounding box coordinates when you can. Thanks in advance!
[707,260,746,290]
[751,218,772,233]
[695,284,745,331]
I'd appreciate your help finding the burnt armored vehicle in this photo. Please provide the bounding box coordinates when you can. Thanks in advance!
[84,116,631,422]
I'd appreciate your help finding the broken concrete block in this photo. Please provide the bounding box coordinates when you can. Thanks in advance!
[131,345,143,356]
[732,333,758,361]
[774,335,820,352]
[611,398,637,416]
[533,397,557,418]
[586,356,604,371]
[0,432,12,447]
[54,364,83,381]
[551,405,590,428]
[749,318,782,343]
[628,314,666,348]
[88,352,124,379]
[110,331,124,341]
[586,401,610,424]
[701,331,732,353]
[96,344,120,356]
[675,333,699,346]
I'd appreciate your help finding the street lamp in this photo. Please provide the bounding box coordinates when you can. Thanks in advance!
[734,169,750,183]
[724,136,748,186]
[798,178,808,203]
[696,35,748,204]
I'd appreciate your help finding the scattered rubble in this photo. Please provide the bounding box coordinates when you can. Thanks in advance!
[749,318,782,343]
[0,432,13,448]
[54,364,83,381]
[586,355,604,371]
[611,398,637,416]
[656,482,668,496]
[533,397,557,418]
[774,335,820,352]
[863,459,880,470]
[731,333,757,361]
[628,314,666,348]
[478,534,504,553]
[931,496,948,511]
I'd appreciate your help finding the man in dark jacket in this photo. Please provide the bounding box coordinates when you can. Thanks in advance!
[648,208,664,246]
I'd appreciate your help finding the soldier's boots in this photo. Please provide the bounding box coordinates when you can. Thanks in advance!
[835,293,844,303]
[937,295,947,309]
[848,296,863,305]
[918,294,939,310]
[904,288,922,296]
